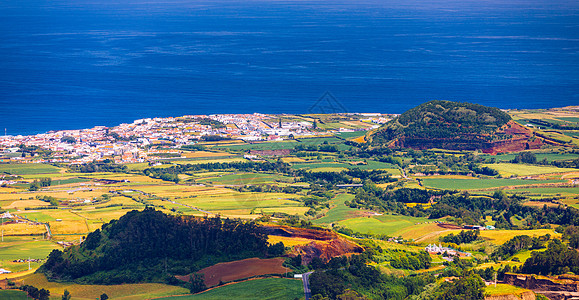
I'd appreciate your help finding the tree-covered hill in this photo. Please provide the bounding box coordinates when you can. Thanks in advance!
[369,100,540,152]
[39,208,271,284]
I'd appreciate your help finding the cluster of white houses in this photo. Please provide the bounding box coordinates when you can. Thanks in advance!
[425,243,471,257]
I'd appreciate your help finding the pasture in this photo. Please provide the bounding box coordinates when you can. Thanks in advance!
[482,163,579,177]
[216,141,300,151]
[167,278,303,300]
[15,273,189,300]
[478,229,559,245]
[337,214,446,241]
[196,173,293,185]
[420,178,565,190]
[485,284,530,296]
[291,160,396,171]
[0,290,28,300]
[312,194,359,224]
[0,163,61,175]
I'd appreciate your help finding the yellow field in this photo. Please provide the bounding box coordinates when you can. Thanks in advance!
[3,200,50,209]
[485,284,530,296]
[49,220,89,235]
[0,223,46,235]
[281,157,307,163]
[181,151,234,158]
[351,136,366,143]
[0,189,109,204]
[479,229,560,245]
[267,235,315,247]
[483,163,579,177]
[15,273,189,300]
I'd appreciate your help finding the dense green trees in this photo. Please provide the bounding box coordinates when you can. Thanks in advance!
[19,285,50,300]
[371,100,511,149]
[70,161,127,173]
[390,251,432,270]
[441,230,480,244]
[521,239,579,275]
[433,271,485,300]
[41,208,272,284]
[492,235,548,259]
[309,255,435,299]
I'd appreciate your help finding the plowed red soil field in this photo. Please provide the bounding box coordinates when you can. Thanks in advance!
[176,257,287,287]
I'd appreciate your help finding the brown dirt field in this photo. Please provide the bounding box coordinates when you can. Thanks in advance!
[437,223,463,230]
[176,257,287,287]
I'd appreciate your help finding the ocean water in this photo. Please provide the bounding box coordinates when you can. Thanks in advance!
[0,0,578,135]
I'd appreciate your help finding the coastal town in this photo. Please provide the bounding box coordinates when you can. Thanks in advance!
[0,113,390,166]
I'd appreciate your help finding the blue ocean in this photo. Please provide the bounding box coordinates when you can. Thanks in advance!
[1,0,578,135]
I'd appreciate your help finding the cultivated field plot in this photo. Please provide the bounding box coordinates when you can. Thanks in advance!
[0,163,61,175]
[491,152,579,163]
[170,157,247,165]
[168,278,303,300]
[185,257,288,287]
[312,194,360,225]
[0,290,28,299]
[16,273,189,300]
[178,192,303,212]
[196,173,294,185]
[69,207,137,223]
[136,185,233,198]
[49,220,89,235]
[181,150,236,158]
[503,186,579,199]
[478,229,560,245]
[335,131,368,139]
[485,284,530,296]
[291,160,396,171]
[482,163,579,177]
[420,178,565,190]
[337,214,447,240]
[0,223,46,236]
[216,141,300,151]
[0,237,58,275]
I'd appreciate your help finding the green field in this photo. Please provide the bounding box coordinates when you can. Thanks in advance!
[421,178,565,190]
[483,163,579,177]
[490,152,579,163]
[166,278,304,300]
[0,163,61,175]
[505,186,579,197]
[17,273,189,300]
[197,173,293,185]
[335,131,368,139]
[313,194,359,224]
[0,237,59,273]
[291,160,396,171]
[485,284,530,296]
[337,214,440,239]
[0,290,28,300]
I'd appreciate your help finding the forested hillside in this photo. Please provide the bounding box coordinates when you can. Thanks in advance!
[369,100,542,152]
[40,208,271,284]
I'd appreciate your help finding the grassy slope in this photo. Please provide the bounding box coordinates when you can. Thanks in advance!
[0,290,28,300]
[165,278,303,300]
[15,273,189,300]
[337,214,443,240]
[485,284,530,296]
[482,163,579,177]
[421,178,565,190]
[312,194,358,225]
[0,163,61,175]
